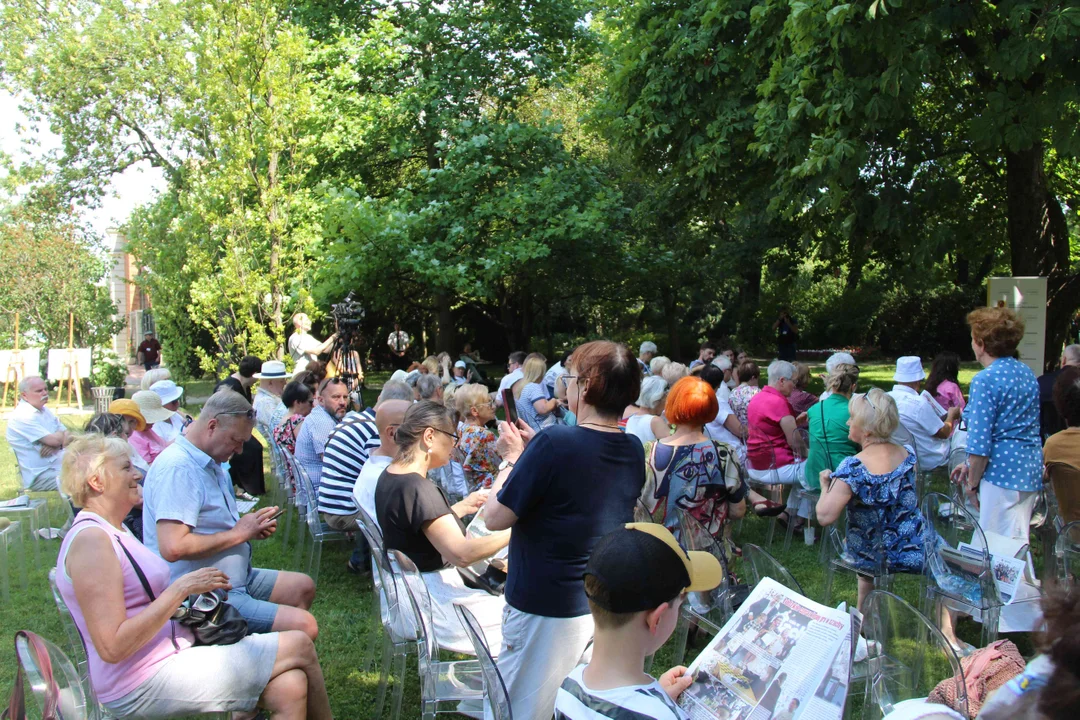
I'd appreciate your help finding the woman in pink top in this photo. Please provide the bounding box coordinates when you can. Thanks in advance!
[745,360,814,529]
[129,390,175,464]
[56,434,332,719]
[926,352,966,412]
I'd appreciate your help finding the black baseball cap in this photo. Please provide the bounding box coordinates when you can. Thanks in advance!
[584,523,723,614]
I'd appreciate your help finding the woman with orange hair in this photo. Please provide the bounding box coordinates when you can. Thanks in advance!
[641,376,749,538]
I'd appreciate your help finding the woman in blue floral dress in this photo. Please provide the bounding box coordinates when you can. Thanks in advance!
[816,387,926,613]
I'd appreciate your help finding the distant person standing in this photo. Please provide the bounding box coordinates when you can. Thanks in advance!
[136,331,162,371]
[288,313,336,375]
[774,309,798,362]
[387,322,411,370]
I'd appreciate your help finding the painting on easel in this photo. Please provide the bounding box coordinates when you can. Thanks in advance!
[1,313,44,410]
[46,314,92,409]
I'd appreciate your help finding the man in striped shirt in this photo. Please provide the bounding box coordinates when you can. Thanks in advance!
[317,381,416,569]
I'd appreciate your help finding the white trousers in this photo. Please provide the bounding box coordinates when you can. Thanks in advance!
[486,606,594,720]
[747,460,811,518]
[978,483,1038,544]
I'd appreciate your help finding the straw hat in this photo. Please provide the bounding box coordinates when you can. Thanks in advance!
[253,360,294,380]
[132,390,177,424]
[108,399,147,432]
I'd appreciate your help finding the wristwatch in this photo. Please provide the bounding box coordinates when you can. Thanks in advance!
[499,459,515,472]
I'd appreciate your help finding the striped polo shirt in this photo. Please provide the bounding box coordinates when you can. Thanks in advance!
[317,409,379,516]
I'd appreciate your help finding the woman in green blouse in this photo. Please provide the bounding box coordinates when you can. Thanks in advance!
[805,363,861,489]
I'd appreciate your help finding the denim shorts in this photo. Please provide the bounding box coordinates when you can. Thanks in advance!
[227,567,280,633]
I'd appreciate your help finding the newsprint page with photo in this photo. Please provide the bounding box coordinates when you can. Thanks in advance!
[680,578,853,720]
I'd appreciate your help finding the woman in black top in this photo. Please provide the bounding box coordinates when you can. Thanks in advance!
[484,340,647,720]
[374,401,508,654]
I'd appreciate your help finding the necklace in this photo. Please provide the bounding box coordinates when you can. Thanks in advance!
[579,421,619,431]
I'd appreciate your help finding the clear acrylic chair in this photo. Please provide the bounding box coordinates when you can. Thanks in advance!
[1055,520,1080,589]
[15,631,93,720]
[0,491,49,566]
[280,447,346,582]
[920,492,1002,647]
[356,511,419,720]
[890,425,925,497]
[389,550,486,720]
[269,439,300,558]
[861,590,967,720]
[670,508,737,665]
[742,543,804,594]
[743,428,789,546]
[454,604,513,720]
[820,504,922,606]
[1,519,28,604]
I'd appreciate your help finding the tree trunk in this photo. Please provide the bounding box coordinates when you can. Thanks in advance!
[1005,144,1080,370]
[435,291,454,354]
[267,141,283,360]
[662,287,680,358]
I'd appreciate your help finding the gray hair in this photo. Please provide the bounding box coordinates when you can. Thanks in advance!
[767,360,796,385]
[649,356,671,376]
[1065,345,1080,366]
[636,376,667,410]
[825,352,856,374]
[141,368,172,391]
[416,374,442,400]
[711,355,732,372]
[18,376,41,393]
[203,388,254,422]
[640,341,657,355]
[377,380,415,405]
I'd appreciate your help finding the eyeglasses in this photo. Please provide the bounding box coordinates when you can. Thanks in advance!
[214,409,256,420]
[560,374,578,386]
[432,427,460,443]
[859,392,877,411]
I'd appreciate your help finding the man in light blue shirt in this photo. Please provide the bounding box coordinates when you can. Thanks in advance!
[143,389,318,639]
[295,377,350,495]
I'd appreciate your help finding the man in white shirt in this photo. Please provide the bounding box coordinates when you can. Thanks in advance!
[888,356,961,471]
[638,341,657,376]
[386,322,411,370]
[287,312,336,374]
[352,399,410,531]
[150,380,190,442]
[494,351,526,407]
[6,377,72,491]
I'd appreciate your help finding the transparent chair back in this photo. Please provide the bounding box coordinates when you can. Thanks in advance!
[633,498,654,523]
[674,508,733,617]
[742,543,804,594]
[15,632,92,720]
[890,424,924,495]
[454,604,513,720]
[389,550,486,717]
[1056,520,1080,589]
[862,590,967,720]
[821,501,897,604]
[278,447,309,516]
[920,492,1002,644]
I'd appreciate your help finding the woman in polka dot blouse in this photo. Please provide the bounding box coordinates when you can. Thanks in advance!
[951,307,1043,543]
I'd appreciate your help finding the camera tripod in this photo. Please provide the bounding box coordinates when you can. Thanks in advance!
[328,332,365,411]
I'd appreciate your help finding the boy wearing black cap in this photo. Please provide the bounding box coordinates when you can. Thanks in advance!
[554,523,723,720]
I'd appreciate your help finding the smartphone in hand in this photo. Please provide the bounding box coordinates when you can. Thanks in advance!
[502,388,518,424]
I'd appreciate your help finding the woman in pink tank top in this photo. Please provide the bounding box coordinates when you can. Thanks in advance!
[55,434,333,719]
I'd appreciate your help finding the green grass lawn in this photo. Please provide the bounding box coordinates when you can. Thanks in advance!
[0,362,1022,718]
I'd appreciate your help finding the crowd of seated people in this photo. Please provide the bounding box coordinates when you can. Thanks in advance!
[31,301,1080,719]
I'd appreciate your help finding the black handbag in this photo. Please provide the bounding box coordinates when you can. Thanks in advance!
[117,542,249,646]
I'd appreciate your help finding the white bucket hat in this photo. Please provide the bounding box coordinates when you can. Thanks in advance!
[253,360,294,380]
[454,360,467,369]
[150,379,184,405]
[893,356,926,383]
[132,389,177,424]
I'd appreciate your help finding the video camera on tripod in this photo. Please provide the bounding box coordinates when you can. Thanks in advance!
[329,292,366,409]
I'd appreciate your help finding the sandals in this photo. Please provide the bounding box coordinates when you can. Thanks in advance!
[752,500,785,517]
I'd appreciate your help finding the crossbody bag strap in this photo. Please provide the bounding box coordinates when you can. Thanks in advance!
[115,539,157,602]
[820,404,832,462]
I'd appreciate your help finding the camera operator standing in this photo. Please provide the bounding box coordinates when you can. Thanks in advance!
[387,322,411,370]
[288,313,337,374]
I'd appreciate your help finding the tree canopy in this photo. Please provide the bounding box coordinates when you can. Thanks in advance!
[2,0,1078,374]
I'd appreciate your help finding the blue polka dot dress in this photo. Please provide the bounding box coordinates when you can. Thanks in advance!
[963,357,1042,492]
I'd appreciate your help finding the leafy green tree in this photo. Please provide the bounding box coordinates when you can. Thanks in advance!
[1,0,319,368]
[604,0,1080,363]
[0,195,123,351]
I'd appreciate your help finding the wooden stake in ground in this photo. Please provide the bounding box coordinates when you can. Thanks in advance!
[54,313,84,409]
[1,313,27,410]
